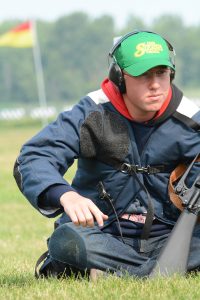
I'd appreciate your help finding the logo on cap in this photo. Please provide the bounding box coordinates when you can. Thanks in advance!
[134,42,163,57]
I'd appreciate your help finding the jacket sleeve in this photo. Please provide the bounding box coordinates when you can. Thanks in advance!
[13,98,92,217]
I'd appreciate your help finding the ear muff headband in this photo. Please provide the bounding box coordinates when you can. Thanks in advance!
[108,30,176,94]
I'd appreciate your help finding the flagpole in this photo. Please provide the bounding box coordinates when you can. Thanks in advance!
[31,19,48,127]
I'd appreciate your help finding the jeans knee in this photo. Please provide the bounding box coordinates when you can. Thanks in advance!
[48,224,87,270]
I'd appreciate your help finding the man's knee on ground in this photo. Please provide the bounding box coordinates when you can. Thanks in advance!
[48,223,87,270]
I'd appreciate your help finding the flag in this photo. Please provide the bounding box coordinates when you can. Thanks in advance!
[0,22,34,48]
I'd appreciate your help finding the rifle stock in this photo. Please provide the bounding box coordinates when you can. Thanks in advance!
[149,155,200,278]
[150,210,197,277]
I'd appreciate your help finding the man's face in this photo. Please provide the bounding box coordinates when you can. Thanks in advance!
[123,66,172,121]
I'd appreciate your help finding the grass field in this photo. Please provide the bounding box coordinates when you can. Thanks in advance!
[0,120,200,300]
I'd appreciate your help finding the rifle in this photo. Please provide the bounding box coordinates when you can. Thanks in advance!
[150,154,200,277]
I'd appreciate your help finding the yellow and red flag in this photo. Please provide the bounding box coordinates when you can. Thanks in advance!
[0,22,34,48]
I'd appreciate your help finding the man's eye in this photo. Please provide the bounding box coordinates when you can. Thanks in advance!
[156,70,166,75]
[141,72,148,77]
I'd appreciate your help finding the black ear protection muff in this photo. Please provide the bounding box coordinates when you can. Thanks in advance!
[108,30,176,94]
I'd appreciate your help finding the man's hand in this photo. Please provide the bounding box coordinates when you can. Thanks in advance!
[60,191,108,227]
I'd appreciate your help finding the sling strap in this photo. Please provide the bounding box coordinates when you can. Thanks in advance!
[35,250,49,279]
[120,163,160,240]
[173,111,200,132]
[120,163,165,175]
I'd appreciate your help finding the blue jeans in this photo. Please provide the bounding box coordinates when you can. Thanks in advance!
[48,222,200,278]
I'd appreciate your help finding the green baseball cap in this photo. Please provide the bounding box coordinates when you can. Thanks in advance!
[114,32,175,76]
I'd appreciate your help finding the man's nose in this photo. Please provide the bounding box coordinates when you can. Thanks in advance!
[148,73,160,87]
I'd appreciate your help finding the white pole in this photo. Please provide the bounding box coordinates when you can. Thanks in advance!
[31,19,48,127]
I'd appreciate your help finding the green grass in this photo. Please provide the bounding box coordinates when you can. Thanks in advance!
[1,121,200,299]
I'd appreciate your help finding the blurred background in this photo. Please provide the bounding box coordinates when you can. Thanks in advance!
[0,0,200,124]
